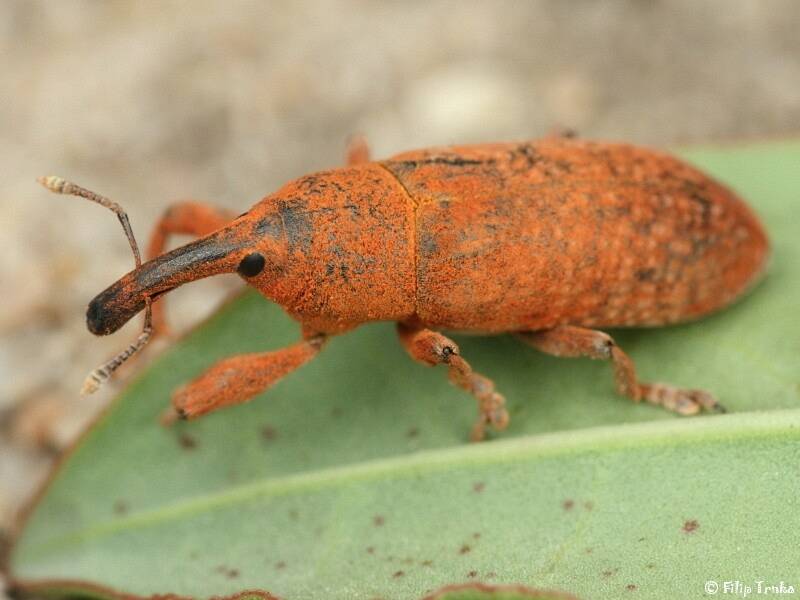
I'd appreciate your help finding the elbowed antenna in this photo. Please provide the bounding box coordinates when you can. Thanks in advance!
[38,176,153,394]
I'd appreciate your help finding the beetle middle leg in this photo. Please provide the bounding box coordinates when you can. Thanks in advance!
[171,332,327,420]
[397,323,509,441]
[516,325,725,415]
[145,202,236,335]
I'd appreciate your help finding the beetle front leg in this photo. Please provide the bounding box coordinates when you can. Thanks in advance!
[397,323,509,441]
[171,334,326,420]
[516,325,725,415]
[146,201,236,336]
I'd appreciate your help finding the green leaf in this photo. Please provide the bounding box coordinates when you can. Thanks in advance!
[8,142,800,599]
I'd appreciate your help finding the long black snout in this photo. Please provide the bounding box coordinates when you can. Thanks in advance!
[86,231,242,335]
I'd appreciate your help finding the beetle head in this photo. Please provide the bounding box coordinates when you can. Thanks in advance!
[86,201,290,336]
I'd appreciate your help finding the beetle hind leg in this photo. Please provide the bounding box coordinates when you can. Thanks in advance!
[516,325,725,415]
[397,323,509,441]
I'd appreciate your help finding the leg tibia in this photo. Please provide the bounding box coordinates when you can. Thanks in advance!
[172,336,325,419]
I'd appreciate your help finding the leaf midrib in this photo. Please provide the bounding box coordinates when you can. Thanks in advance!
[17,408,800,564]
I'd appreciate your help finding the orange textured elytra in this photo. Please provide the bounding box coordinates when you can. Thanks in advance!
[81,137,769,439]
[383,140,768,332]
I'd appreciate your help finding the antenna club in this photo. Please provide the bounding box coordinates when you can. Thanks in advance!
[38,175,70,194]
[81,375,102,396]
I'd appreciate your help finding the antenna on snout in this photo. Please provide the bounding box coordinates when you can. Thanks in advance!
[38,176,153,395]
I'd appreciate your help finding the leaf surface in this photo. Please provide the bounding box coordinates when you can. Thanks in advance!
[9,142,800,599]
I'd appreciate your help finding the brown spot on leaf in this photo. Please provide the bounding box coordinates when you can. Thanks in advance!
[626,584,637,591]
[392,570,404,578]
[473,482,485,493]
[366,546,375,554]
[178,433,197,450]
[373,515,385,527]
[113,500,128,515]
[602,568,619,578]
[472,532,481,539]
[421,560,433,567]
[275,561,286,570]
[562,499,575,511]
[682,519,699,533]
[467,570,478,578]
[646,563,656,569]
[459,544,471,555]
[261,425,278,441]
[406,427,420,438]
[585,547,593,554]
[215,565,239,579]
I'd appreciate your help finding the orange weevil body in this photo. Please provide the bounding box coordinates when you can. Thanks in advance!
[49,137,770,440]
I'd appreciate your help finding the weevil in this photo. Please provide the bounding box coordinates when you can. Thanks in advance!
[42,135,769,440]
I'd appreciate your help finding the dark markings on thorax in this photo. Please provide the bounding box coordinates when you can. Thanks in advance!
[277,199,313,251]
[392,156,488,168]
[254,214,282,238]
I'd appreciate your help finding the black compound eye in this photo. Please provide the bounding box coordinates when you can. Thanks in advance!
[238,252,265,277]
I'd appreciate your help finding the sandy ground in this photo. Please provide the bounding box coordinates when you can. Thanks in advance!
[1,1,799,595]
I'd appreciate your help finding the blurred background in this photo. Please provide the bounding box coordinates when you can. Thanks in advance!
[1,0,799,589]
